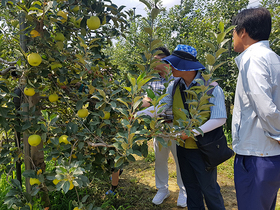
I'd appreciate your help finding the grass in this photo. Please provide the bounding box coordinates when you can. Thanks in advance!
[1,136,280,210]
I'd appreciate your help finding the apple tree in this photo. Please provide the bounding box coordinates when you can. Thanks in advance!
[0,0,160,209]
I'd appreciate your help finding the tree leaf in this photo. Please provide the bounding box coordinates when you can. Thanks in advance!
[216,48,228,58]
[151,8,160,19]
[220,38,230,48]
[151,39,162,50]
[124,87,132,92]
[30,186,40,196]
[225,25,236,34]
[117,98,129,108]
[135,64,145,71]
[97,89,106,100]
[205,53,216,65]
[217,32,226,44]
[144,27,152,36]
[146,89,155,99]
[137,77,153,91]
[218,22,224,32]
[140,141,148,157]
[213,61,227,71]
[127,154,136,162]
[139,0,152,10]
[22,121,31,130]
[114,156,124,168]
[11,179,22,189]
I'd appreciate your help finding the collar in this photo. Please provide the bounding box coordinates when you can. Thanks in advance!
[179,71,201,89]
[235,40,270,67]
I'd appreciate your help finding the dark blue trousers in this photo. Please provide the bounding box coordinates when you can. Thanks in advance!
[234,154,280,210]
[177,145,225,210]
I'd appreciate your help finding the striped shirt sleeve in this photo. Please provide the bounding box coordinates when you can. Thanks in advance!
[209,86,227,119]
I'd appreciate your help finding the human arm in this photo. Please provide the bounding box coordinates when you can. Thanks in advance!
[137,80,174,117]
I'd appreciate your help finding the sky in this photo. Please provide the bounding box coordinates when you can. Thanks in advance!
[111,0,261,17]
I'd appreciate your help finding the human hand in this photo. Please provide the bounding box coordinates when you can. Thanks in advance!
[181,132,189,140]
[142,97,151,107]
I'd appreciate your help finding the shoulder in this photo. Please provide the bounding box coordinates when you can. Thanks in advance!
[212,85,224,97]
[246,42,279,63]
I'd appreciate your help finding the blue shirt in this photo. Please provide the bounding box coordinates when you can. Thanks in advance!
[232,41,280,156]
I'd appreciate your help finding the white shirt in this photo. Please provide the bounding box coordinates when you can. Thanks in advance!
[232,41,280,156]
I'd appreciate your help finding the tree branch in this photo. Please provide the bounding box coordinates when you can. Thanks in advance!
[86,141,115,148]
[0,58,17,66]
[0,66,17,76]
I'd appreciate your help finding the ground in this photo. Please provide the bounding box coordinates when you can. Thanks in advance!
[107,141,280,210]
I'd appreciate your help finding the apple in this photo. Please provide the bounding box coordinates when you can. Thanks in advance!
[24,87,35,96]
[77,108,89,118]
[87,16,100,30]
[27,53,42,66]
[54,33,65,41]
[49,94,59,102]
[28,134,41,146]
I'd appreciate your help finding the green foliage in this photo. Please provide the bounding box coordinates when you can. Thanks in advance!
[0,0,279,208]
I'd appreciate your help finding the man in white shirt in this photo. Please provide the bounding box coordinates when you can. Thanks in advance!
[232,7,280,210]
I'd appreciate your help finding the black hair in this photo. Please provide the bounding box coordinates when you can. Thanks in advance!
[232,7,271,41]
[155,47,170,57]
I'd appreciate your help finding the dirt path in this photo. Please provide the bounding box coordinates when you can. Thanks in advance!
[118,142,280,210]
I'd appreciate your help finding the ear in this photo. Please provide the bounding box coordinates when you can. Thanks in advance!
[239,28,247,38]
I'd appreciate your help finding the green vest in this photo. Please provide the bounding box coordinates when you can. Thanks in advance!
[172,78,211,149]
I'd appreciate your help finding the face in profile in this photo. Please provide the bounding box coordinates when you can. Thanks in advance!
[233,28,244,53]
[153,55,171,76]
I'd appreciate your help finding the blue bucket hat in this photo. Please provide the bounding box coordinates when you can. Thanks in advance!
[162,44,205,71]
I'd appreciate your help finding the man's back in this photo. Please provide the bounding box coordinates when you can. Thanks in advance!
[232,40,280,156]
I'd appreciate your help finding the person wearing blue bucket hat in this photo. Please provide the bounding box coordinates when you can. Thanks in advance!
[162,44,205,72]
[137,44,227,209]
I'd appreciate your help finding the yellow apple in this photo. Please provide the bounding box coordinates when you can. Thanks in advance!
[28,134,41,146]
[54,32,65,41]
[49,94,59,102]
[77,108,89,118]
[27,53,42,66]
[59,135,69,144]
[87,16,100,30]
[24,87,35,96]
